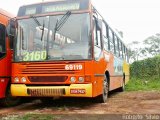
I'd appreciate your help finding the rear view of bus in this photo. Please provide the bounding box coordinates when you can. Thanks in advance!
[0,9,19,106]
[11,0,129,103]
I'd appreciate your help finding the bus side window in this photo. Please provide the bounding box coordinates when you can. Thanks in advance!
[102,21,108,51]
[109,28,114,53]
[119,41,123,58]
[126,48,129,62]
[123,45,126,60]
[114,35,119,56]
[93,17,102,60]
[106,25,110,51]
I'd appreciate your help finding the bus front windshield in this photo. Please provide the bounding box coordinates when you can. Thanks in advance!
[15,13,91,62]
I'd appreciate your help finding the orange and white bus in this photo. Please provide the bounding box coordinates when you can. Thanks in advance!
[10,0,129,103]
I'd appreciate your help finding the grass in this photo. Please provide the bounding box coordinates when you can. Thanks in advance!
[20,114,55,120]
[125,76,160,91]
[1,113,58,120]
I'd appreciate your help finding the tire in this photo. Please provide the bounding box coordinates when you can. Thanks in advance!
[0,86,21,107]
[95,76,109,103]
[119,79,125,92]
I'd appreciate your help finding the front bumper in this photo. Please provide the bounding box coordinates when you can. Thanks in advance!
[11,84,92,97]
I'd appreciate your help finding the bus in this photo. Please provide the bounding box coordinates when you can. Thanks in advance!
[10,0,129,103]
[0,8,20,106]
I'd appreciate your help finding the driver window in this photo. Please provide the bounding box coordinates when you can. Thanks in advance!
[0,24,6,53]
[93,17,102,60]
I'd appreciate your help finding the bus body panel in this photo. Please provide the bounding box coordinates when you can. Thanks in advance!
[0,9,13,98]
[11,61,96,97]
[11,59,105,97]
[123,61,130,84]
[11,84,92,97]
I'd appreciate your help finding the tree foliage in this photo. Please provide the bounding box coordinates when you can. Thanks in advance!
[128,33,160,62]
[128,41,142,62]
[130,55,160,78]
[143,33,160,56]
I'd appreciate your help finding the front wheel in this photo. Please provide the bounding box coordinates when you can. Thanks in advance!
[0,86,21,107]
[95,77,109,103]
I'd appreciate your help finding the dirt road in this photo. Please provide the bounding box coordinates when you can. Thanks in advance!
[0,91,160,119]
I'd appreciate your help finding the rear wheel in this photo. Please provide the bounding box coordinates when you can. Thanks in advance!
[0,86,21,107]
[95,76,109,103]
[119,79,125,92]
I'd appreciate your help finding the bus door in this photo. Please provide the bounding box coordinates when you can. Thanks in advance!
[92,16,105,96]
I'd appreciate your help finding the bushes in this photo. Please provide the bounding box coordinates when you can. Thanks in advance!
[125,77,160,91]
[130,55,160,78]
[126,55,160,91]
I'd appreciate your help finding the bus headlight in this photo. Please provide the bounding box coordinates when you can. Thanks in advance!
[70,77,76,83]
[21,77,27,82]
[78,77,84,83]
[14,77,19,83]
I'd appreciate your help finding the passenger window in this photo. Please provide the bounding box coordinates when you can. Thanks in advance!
[114,36,119,56]
[119,41,123,58]
[123,46,126,59]
[102,22,108,51]
[109,29,114,53]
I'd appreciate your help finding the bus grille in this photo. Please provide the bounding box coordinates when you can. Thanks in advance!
[28,76,68,82]
[27,88,65,96]
[20,62,83,74]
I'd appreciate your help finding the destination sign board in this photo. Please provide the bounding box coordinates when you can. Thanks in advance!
[18,0,89,17]
[42,3,80,13]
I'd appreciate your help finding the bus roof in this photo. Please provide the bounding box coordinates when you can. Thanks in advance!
[0,8,14,18]
[93,7,127,48]
[20,0,73,7]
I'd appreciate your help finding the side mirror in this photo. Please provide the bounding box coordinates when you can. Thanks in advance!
[7,19,16,49]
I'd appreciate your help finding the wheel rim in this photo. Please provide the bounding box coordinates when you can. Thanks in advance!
[103,80,108,100]
[122,81,125,90]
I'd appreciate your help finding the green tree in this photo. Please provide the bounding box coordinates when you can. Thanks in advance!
[143,33,160,57]
[128,41,143,62]
[130,55,160,78]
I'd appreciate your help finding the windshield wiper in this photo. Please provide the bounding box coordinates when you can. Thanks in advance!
[53,11,71,41]
[46,11,71,60]
[41,20,45,41]
[55,11,71,31]
[30,15,45,41]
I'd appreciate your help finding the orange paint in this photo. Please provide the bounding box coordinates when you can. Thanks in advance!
[11,0,129,98]
[0,9,14,98]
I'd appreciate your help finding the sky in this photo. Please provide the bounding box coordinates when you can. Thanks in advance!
[0,0,160,44]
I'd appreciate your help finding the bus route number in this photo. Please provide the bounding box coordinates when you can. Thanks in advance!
[65,64,83,70]
[22,51,47,61]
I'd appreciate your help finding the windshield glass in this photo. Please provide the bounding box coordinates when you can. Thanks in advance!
[14,13,91,61]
